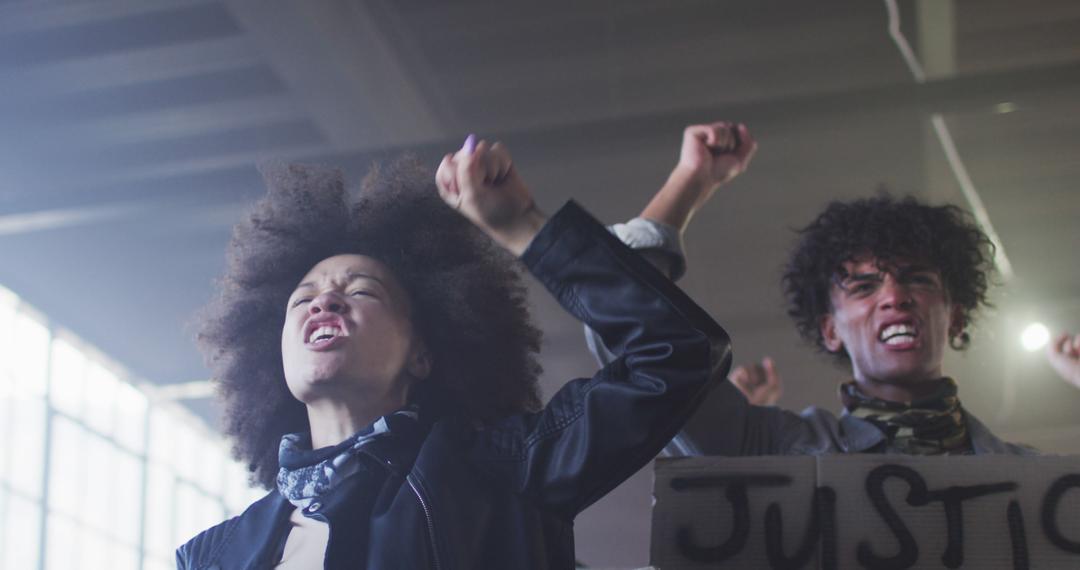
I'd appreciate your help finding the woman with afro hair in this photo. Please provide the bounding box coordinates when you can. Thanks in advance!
[176,137,730,569]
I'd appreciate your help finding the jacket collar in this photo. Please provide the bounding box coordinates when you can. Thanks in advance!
[838,411,888,452]
[839,407,1035,455]
[211,428,432,569]
[216,490,293,570]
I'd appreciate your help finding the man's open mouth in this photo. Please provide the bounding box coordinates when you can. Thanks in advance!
[879,323,917,346]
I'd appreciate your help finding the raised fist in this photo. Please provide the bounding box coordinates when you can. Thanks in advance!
[677,122,757,190]
[436,135,545,255]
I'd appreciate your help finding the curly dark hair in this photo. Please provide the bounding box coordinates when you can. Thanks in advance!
[782,194,995,361]
[198,157,542,489]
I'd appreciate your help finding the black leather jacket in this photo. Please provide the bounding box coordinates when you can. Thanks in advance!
[176,201,731,569]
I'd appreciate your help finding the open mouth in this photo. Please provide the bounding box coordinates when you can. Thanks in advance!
[879,322,917,346]
[304,316,348,348]
[308,325,343,346]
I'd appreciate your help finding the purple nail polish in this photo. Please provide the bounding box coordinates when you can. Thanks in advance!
[463,134,477,154]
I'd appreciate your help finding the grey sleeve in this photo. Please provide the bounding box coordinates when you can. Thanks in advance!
[609,217,687,280]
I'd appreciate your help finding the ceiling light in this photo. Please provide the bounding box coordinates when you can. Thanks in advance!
[1020,322,1050,352]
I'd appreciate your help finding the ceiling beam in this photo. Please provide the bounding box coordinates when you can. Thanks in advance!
[478,59,1080,149]
[33,95,302,147]
[0,36,259,99]
[0,0,211,35]
[223,0,453,152]
[5,59,1076,230]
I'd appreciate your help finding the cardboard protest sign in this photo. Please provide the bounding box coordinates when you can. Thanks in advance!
[651,455,1080,569]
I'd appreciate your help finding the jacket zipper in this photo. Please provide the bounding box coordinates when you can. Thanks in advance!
[407,473,444,570]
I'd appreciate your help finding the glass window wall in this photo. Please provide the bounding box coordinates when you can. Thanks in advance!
[0,285,262,570]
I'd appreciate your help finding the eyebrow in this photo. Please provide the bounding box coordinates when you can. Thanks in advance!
[836,265,938,288]
[835,270,881,284]
[293,272,387,291]
[897,265,935,275]
[833,271,876,291]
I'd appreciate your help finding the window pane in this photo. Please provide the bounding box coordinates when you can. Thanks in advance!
[173,483,223,549]
[197,441,224,493]
[2,493,41,570]
[113,383,147,453]
[147,408,176,464]
[173,420,198,483]
[225,460,257,515]
[45,514,79,570]
[47,416,87,518]
[173,482,200,548]
[109,449,142,546]
[80,529,110,570]
[0,289,19,382]
[143,555,174,570]
[7,395,46,498]
[0,486,6,562]
[200,493,226,535]
[81,434,113,533]
[12,312,50,397]
[0,381,10,483]
[143,464,175,559]
[111,541,139,570]
[49,338,86,418]
[83,362,118,436]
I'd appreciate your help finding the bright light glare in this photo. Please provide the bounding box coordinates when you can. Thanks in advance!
[1020,322,1050,352]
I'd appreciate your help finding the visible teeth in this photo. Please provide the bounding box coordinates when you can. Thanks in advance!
[308,326,340,343]
[885,335,913,346]
[880,324,916,341]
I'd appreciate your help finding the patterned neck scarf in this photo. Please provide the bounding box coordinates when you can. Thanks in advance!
[840,378,972,455]
[276,405,421,508]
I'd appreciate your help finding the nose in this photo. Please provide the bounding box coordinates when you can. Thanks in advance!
[309,291,346,315]
[878,276,913,310]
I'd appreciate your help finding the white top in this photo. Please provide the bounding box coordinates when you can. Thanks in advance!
[274,507,330,569]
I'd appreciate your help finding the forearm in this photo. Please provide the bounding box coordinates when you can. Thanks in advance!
[477,202,548,257]
[640,165,717,232]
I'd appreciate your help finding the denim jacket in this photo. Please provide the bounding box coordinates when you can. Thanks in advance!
[671,380,1037,457]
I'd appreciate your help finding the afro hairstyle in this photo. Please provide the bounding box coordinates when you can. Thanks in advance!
[198,156,542,489]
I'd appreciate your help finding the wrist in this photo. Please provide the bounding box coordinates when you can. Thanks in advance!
[484,204,547,256]
[641,165,719,231]
[671,163,721,195]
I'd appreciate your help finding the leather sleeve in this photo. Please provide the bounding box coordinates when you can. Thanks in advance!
[175,546,189,570]
[174,515,241,570]
[581,213,798,458]
[471,200,731,519]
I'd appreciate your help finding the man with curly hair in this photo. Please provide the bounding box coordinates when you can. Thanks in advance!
[177,137,731,569]
[592,120,1033,457]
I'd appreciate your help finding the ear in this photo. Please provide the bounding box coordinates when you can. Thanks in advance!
[407,341,432,380]
[948,305,965,339]
[819,313,844,353]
